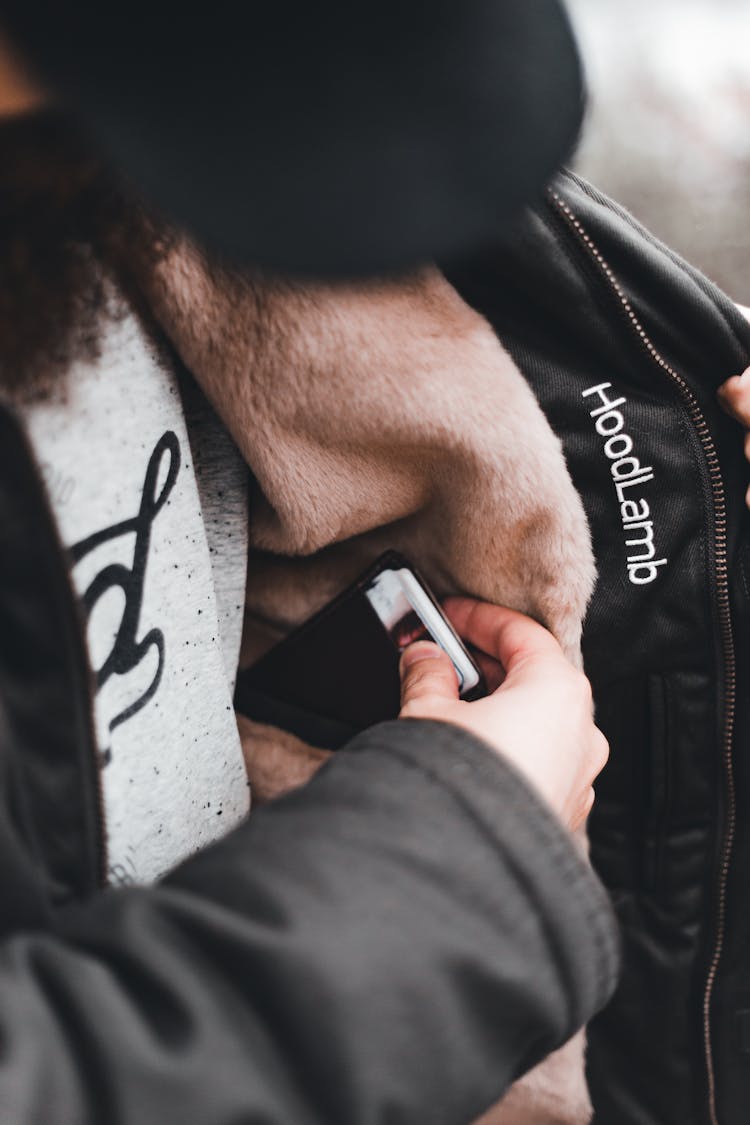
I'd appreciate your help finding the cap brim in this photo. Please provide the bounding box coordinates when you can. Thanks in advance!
[5,0,584,276]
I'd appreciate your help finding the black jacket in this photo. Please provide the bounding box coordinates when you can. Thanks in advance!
[0,403,618,1123]
[449,170,750,1125]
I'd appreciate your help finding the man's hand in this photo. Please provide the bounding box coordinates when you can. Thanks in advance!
[399,598,609,832]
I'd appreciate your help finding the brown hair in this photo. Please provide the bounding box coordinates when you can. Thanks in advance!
[0,111,164,401]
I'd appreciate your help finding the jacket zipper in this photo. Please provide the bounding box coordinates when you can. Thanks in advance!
[548,188,736,1125]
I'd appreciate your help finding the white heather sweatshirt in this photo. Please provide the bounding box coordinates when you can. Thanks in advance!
[23,302,250,886]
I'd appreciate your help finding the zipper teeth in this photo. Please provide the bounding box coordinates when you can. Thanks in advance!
[549,189,736,1125]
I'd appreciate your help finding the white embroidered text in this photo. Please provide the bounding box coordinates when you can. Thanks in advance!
[583,382,667,585]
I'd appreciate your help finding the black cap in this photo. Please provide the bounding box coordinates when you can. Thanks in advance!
[3,1,584,276]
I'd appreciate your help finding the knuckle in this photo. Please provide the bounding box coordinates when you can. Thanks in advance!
[592,729,610,771]
[404,664,446,696]
[400,694,451,721]
[569,669,593,709]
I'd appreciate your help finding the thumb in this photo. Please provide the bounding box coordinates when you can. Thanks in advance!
[399,641,460,714]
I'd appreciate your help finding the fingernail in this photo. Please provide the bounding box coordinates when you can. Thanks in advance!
[399,641,441,672]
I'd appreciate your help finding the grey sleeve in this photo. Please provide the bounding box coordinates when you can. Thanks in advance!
[0,719,619,1125]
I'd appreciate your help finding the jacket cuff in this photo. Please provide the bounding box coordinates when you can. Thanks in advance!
[343,717,621,1022]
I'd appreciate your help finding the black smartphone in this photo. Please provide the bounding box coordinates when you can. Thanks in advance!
[235,551,486,748]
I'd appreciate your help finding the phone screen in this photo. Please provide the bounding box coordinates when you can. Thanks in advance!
[236,551,485,746]
[363,566,480,694]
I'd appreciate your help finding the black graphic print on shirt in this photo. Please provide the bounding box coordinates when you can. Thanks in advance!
[22,311,249,884]
[70,431,180,765]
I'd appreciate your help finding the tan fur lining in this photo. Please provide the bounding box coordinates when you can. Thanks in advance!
[138,238,596,1124]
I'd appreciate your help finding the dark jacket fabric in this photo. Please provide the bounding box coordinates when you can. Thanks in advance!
[0,401,619,1123]
[448,170,750,1125]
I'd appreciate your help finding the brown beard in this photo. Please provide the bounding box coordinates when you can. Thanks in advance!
[0,110,166,402]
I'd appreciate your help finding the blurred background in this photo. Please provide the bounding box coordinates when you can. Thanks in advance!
[567,0,750,302]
